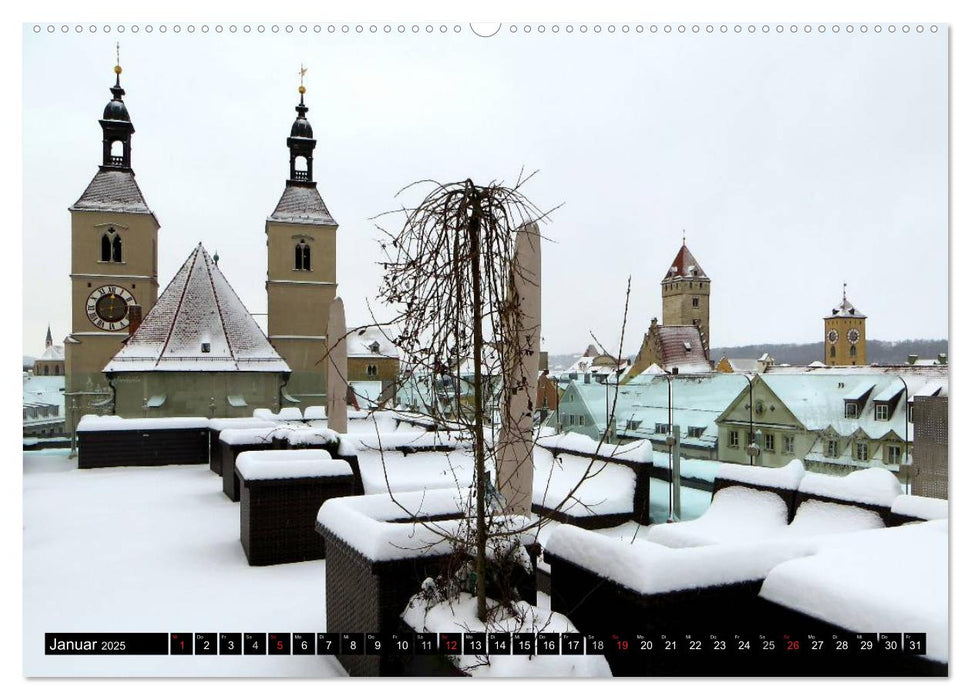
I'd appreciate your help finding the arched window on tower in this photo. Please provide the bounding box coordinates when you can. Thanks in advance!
[112,234,123,263]
[110,140,124,166]
[294,240,311,271]
[850,345,857,357]
[101,233,112,262]
[830,346,836,359]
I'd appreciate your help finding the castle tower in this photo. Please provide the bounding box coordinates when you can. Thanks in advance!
[265,73,339,406]
[660,238,711,351]
[64,57,159,432]
[824,284,867,366]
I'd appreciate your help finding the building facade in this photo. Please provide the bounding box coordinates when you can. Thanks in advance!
[33,326,65,377]
[265,84,339,407]
[64,63,159,431]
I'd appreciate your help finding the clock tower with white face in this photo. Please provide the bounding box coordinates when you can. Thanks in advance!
[64,60,159,433]
[824,284,867,366]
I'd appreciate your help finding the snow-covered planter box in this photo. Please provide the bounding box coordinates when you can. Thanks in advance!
[795,468,902,525]
[758,519,948,676]
[544,524,816,676]
[532,436,652,527]
[76,416,209,469]
[400,590,611,677]
[207,418,277,475]
[712,459,805,522]
[236,451,355,566]
[218,427,280,501]
[315,489,537,677]
[887,494,948,527]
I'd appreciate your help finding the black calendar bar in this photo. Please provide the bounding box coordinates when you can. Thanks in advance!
[45,633,169,655]
[44,631,931,656]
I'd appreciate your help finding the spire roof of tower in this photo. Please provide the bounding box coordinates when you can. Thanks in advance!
[825,284,867,319]
[663,242,708,281]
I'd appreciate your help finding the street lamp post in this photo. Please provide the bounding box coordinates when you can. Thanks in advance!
[898,376,911,494]
[740,373,759,466]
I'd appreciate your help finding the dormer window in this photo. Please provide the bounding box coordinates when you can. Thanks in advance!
[844,402,859,418]
[875,403,890,421]
[369,340,381,353]
[201,342,211,354]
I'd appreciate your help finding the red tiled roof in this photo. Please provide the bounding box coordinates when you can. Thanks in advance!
[663,244,707,281]
[655,325,709,367]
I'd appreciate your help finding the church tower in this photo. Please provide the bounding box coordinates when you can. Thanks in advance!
[265,75,338,406]
[824,285,867,366]
[65,57,159,433]
[660,239,711,351]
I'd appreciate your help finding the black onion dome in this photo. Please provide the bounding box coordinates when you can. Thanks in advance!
[103,83,130,121]
[290,97,314,138]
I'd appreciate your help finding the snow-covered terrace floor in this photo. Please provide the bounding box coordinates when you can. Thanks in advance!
[23,450,344,677]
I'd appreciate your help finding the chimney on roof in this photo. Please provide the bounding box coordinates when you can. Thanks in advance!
[907,354,918,365]
[127,304,142,337]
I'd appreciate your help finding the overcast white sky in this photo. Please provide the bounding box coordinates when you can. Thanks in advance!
[22,23,947,358]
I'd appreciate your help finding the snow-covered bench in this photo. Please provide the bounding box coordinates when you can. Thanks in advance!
[218,427,279,501]
[532,435,652,527]
[207,418,277,475]
[236,450,355,566]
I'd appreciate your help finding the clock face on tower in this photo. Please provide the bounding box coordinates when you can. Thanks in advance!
[86,285,136,330]
[847,328,861,344]
[827,329,839,344]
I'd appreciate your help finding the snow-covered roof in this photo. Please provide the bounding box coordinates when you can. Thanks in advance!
[721,357,758,372]
[652,325,711,373]
[267,184,337,226]
[36,344,64,362]
[662,243,708,281]
[825,294,866,319]
[104,244,290,373]
[346,326,399,359]
[23,375,65,413]
[70,169,156,221]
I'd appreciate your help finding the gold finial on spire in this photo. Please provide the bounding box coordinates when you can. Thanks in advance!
[298,64,307,94]
[114,42,122,75]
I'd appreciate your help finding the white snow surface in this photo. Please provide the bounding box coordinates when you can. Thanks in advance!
[401,592,611,677]
[776,499,885,538]
[303,405,327,420]
[76,415,209,431]
[891,494,948,521]
[358,449,474,495]
[235,452,352,481]
[316,489,471,561]
[273,426,340,446]
[536,432,652,463]
[546,524,817,595]
[645,486,787,548]
[278,407,304,421]
[716,459,805,490]
[798,467,902,507]
[218,426,277,446]
[207,418,278,432]
[532,447,636,517]
[23,450,343,677]
[759,520,948,663]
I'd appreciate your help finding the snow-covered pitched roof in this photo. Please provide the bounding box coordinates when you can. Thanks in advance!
[663,243,708,281]
[104,244,289,373]
[37,344,64,361]
[346,326,399,359]
[654,325,711,372]
[267,184,338,226]
[825,295,866,319]
[69,169,155,220]
[722,357,759,372]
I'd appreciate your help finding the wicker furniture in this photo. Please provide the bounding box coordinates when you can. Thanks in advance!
[316,490,536,676]
[207,418,277,475]
[236,452,355,566]
[219,427,279,501]
[76,416,209,469]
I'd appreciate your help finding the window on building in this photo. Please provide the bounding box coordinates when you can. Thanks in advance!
[875,403,890,421]
[855,442,869,462]
[687,426,704,438]
[692,297,699,308]
[626,418,642,430]
[844,402,859,419]
[850,345,857,357]
[43,365,49,376]
[907,403,913,423]
[577,415,585,426]
[101,233,112,262]
[655,423,669,435]
[294,241,311,270]
[112,234,122,262]
[764,434,775,451]
[826,439,839,457]
[366,364,378,377]
[886,444,902,465]
[830,345,836,359]
[783,435,795,454]
[729,430,739,448]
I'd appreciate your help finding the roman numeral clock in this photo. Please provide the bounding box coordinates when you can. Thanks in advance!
[85,285,136,331]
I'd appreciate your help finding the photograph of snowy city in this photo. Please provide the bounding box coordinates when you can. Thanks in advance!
[22,20,948,678]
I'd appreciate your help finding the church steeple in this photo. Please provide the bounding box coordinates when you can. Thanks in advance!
[99,47,135,171]
[45,324,53,349]
[287,67,316,185]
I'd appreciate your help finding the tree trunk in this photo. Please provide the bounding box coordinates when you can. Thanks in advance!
[468,194,488,622]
